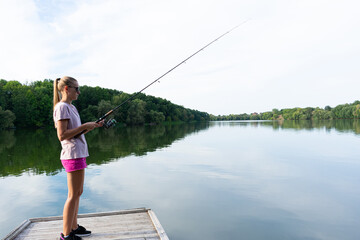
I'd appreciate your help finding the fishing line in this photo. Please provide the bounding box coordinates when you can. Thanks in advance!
[75,20,249,138]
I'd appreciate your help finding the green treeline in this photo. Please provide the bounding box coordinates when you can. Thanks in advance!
[2,78,359,128]
[211,101,360,121]
[0,79,210,129]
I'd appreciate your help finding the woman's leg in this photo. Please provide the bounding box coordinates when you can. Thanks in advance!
[71,196,80,230]
[63,169,85,236]
[71,172,84,230]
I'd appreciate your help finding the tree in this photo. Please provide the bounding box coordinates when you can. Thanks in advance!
[3,81,29,127]
[260,111,273,120]
[97,100,113,118]
[80,105,98,122]
[250,113,260,120]
[148,110,165,124]
[0,79,7,109]
[0,106,16,128]
[353,104,360,118]
[32,82,53,127]
[0,79,211,128]
[313,108,332,120]
[324,105,332,111]
[112,93,131,123]
[126,99,146,125]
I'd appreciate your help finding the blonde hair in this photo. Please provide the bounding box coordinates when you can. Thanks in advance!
[53,76,78,110]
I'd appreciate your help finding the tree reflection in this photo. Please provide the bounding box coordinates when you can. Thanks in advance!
[259,119,360,134]
[1,120,358,177]
[0,122,209,177]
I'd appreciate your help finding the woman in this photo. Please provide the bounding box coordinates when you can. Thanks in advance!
[53,76,103,240]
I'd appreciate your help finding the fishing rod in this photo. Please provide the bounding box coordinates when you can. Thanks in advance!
[75,20,249,138]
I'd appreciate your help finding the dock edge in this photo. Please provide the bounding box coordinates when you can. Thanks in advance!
[2,208,169,240]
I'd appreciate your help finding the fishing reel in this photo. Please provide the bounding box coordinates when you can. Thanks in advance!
[103,118,117,129]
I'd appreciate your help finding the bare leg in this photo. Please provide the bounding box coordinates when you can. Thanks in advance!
[72,197,80,230]
[63,169,85,236]
[71,172,84,230]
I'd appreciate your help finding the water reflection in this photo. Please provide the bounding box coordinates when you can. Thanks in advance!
[1,120,360,177]
[0,122,209,177]
[212,119,360,134]
[0,129,61,177]
[1,120,360,239]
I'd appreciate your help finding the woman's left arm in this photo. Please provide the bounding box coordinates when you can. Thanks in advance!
[56,120,102,141]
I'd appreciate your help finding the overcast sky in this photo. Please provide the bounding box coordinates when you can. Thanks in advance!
[0,0,359,115]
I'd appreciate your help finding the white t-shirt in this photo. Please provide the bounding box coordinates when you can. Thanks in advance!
[53,102,89,160]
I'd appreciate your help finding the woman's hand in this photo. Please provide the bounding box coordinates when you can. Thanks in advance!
[84,121,103,131]
[97,120,105,127]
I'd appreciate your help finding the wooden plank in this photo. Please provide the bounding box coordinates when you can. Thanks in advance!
[147,210,169,240]
[3,208,169,240]
[3,220,31,240]
[28,208,148,222]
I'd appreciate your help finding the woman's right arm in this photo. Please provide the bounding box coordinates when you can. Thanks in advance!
[56,120,100,141]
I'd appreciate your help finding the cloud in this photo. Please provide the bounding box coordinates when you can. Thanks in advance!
[0,0,52,81]
[1,0,360,114]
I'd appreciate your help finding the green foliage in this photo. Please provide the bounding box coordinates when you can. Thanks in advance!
[0,106,16,129]
[74,85,121,111]
[332,103,356,119]
[126,99,146,125]
[0,79,209,128]
[312,108,333,120]
[97,100,113,118]
[325,105,332,111]
[80,105,98,123]
[210,113,250,121]
[353,104,360,118]
[3,78,358,127]
[260,111,273,120]
[148,110,165,124]
[250,113,260,120]
[0,79,7,109]
[212,101,360,121]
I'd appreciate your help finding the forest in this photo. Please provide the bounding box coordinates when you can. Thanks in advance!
[1,79,359,129]
[0,79,209,129]
[210,101,360,121]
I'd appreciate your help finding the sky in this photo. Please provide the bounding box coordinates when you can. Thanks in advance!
[0,0,359,115]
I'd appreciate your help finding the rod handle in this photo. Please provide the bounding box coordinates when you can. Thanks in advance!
[74,111,112,138]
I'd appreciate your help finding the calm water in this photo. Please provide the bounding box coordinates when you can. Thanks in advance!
[1,120,360,240]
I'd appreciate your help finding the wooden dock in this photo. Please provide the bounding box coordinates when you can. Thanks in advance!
[3,208,169,240]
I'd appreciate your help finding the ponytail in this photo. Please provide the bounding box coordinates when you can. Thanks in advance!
[53,78,61,110]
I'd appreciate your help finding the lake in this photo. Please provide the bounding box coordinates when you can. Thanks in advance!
[0,120,360,240]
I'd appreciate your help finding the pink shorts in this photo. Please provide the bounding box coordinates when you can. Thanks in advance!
[61,158,87,172]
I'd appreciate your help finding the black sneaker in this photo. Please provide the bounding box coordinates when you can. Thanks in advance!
[60,232,82,240]
[72,224,91,237]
